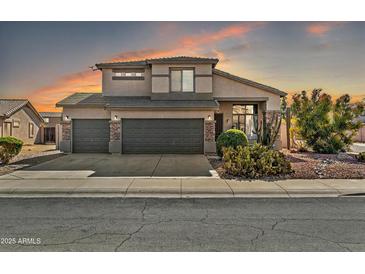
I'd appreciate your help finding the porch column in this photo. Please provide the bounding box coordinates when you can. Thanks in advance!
[204,119,216,154]
[109,120,121,153]
[59,120,72,153]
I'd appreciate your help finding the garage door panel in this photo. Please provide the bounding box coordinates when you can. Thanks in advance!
[122,119,204,154]
[73,119,110,153]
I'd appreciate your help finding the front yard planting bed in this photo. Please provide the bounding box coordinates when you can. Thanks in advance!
[209,150,365,180]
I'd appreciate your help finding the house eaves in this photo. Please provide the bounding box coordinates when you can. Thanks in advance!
[56,93,219,110]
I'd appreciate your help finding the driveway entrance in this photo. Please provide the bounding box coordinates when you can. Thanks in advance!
[25,154,215,177]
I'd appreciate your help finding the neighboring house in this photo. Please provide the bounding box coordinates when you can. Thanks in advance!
[0,99,44,144]
[354,114,365,142]
[39,112,63,144]
[57,56,287,154]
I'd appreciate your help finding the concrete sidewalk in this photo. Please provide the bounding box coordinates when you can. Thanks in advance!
[0,176,365,198]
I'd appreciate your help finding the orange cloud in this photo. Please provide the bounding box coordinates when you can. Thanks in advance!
[180,22,264,50]
[306,22,344,36]
[28,23,263,112]
[29,70,101,112]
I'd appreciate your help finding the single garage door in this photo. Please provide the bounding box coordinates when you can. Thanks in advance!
[72,119,110,153]
[122,119,204,154]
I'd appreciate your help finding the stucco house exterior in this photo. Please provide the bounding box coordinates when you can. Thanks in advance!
[0,99,44,144]
[39,112,62,144]
[57,56,287,154]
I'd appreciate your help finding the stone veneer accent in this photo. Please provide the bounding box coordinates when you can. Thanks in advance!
[61,121,71,141]
[204,120,215,142]
[109,120,121,141]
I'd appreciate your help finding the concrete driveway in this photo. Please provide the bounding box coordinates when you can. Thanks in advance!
[23,154,216,177]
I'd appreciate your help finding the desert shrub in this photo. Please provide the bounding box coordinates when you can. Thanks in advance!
[0,137,23,164]
[356,152,365,162]
[222,143,292,178]
[291,89,364,154]
[216,129,248,156]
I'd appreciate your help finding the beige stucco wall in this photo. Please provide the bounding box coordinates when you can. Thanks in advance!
[213,74,281,110]
[62,107,110,120]
[1,109,41,145]
[44,117,62,128]
[152,77,169,93]
[195,77,212,93]
[354,124,365,142]
[102,67,152,96]
[111,109,213,120]
[151,64,213,93]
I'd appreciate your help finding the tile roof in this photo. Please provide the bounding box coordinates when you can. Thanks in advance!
[213,69,287,96]
[0,99,29,117]
[0,99,44,122]
[56,93,219,109]
[96,56,219,69]
[39,112,63,118]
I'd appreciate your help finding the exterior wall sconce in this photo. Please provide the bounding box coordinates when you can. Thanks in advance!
[65,115,70,121]
[226,118,230,123]
[207,115,212,121]
[114,115,118,120]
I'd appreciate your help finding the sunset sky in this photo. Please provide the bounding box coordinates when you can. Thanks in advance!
[0,21,364,112]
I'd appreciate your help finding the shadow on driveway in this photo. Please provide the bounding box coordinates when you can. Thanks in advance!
[25,154,215,177]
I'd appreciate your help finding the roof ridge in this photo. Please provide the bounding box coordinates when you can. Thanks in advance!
[96,56,219,67]
[0,98,28,102]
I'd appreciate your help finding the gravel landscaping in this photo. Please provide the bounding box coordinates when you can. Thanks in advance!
[209,150,365,180]
[0,144,65,176]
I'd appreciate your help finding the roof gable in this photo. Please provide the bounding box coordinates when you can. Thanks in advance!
[213,69,287,96]
[0,99,44,123]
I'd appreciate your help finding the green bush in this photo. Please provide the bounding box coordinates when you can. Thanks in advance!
[216,129,248,156]
[356,152,365,162]
[291,89,364,154]
[222,143,292,178]
[0,137,23,164]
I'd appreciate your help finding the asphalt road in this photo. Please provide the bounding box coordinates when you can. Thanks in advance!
[0,198,364,251]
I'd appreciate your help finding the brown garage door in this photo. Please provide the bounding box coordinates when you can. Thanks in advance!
[122,119,204,154]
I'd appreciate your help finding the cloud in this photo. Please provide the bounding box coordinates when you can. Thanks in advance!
[219,43,251,55]
[179,22,264,50]
[29,70,101,112]
[306,22,344,36]
[29,23,264,112]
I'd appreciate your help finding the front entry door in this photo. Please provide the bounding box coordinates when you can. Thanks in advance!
[44,127,56,143]
[214,113,223,140]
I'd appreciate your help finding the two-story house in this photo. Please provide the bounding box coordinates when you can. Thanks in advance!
[56,56,287,154]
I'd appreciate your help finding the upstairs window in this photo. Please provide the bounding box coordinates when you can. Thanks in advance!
[170,68,194,92]
[112,69,145,80]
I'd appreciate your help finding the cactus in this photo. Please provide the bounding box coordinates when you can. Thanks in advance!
[254,111,282,148]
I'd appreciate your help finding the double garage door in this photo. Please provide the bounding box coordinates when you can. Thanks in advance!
[72,118,204,154]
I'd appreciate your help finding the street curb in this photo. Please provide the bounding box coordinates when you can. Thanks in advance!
[0,190,344,198]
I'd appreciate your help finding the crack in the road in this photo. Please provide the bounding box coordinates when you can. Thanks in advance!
[273,228,354,251]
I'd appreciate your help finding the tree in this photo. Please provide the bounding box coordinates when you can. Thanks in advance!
[291,89,364,153]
